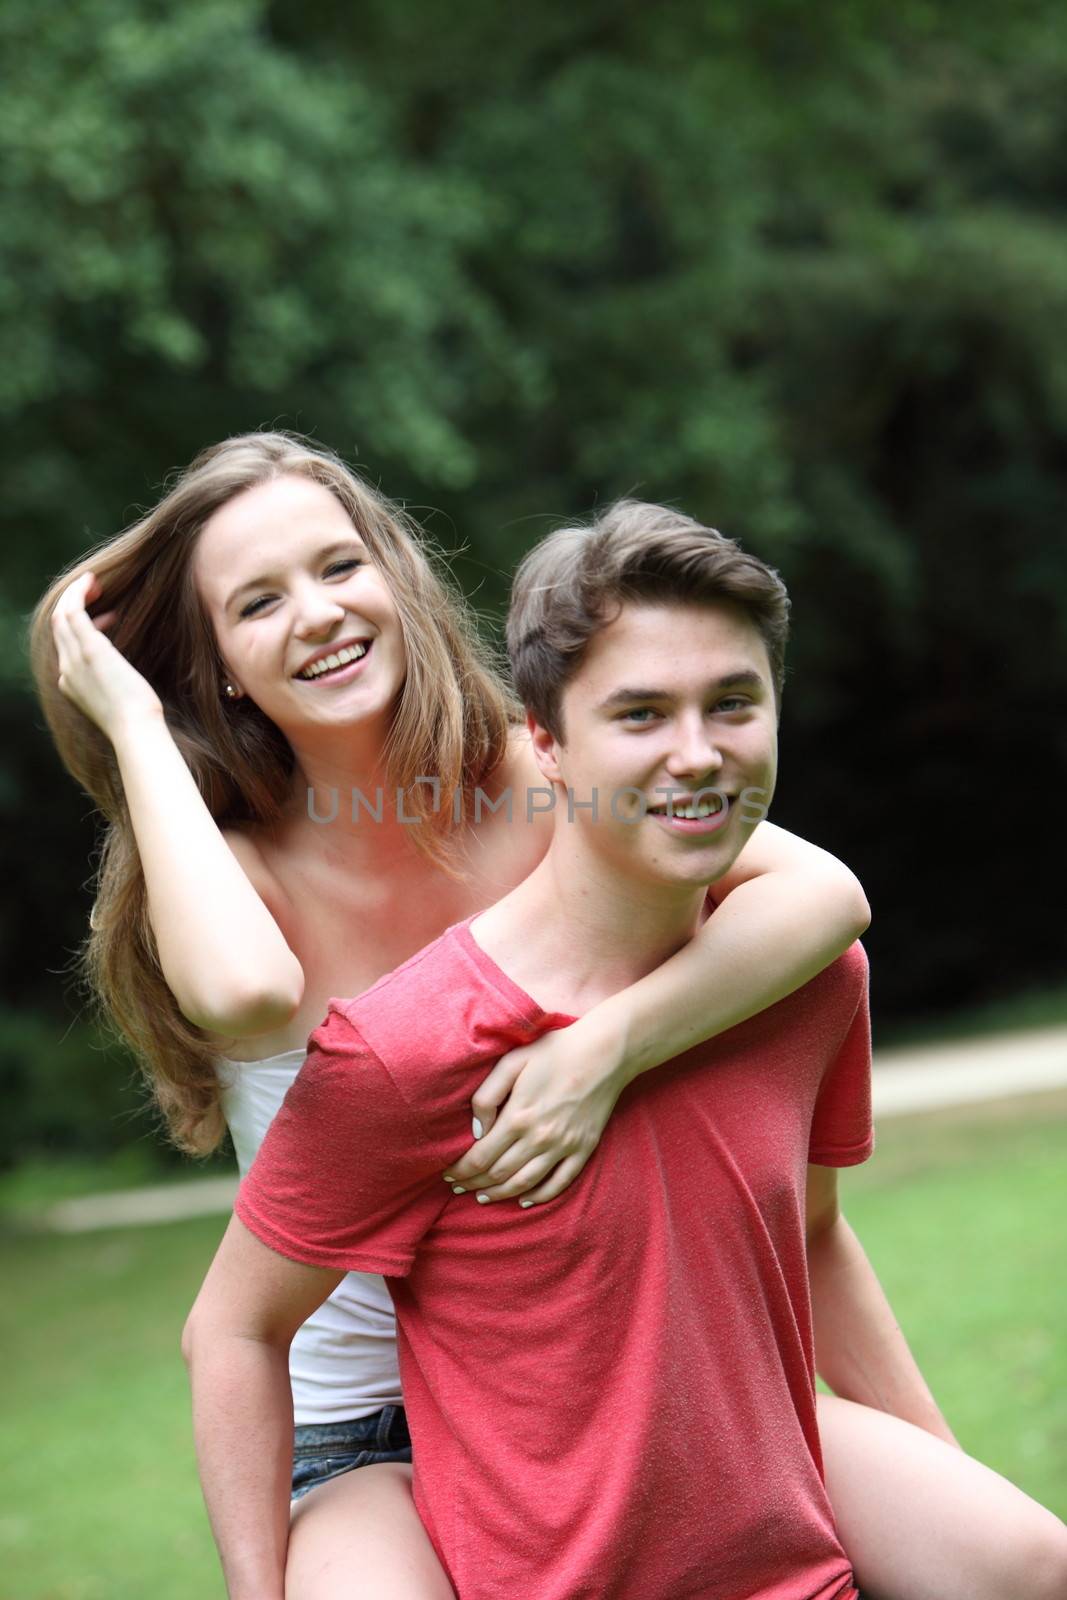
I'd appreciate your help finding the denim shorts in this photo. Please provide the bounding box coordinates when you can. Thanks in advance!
[291,1405,412,1501]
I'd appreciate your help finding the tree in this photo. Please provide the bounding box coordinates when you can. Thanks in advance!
[4,0,1067,1158]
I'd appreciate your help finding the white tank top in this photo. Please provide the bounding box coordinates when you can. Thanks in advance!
[217,1048,403,1425]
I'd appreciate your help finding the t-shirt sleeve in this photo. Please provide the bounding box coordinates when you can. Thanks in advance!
[236,1003,453,1277]
[807,969,874,1168]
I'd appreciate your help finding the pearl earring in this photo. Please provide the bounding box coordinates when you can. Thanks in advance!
[223,683,239,700]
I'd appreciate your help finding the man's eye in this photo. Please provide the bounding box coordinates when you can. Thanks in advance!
[716,697,750,714]
[619,708,659,724]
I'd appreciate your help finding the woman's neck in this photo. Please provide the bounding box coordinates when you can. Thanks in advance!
[277,735,421,871]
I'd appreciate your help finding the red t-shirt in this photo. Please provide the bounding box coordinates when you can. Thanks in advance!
[238,920,872,1600]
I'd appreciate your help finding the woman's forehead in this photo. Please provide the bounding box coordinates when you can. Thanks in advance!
[193,476,358,599]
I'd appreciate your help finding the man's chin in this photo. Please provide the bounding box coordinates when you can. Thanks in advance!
[635,848,742,895]
[672,842,748,892]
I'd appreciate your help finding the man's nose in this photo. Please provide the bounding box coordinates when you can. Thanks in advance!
[664,716,723,781]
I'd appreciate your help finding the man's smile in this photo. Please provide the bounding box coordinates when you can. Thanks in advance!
[646,792,732,835]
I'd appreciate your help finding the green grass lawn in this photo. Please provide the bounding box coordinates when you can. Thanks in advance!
[1,1104,1064,1599]
[839,1096,1067,1512]
[0,1212,227,1599]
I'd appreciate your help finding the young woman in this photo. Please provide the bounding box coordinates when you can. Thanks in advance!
[32,433,1066,1600]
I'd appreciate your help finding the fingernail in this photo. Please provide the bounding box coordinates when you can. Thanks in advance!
[452,1185,467,1194]
[519,1200,534,1209]
[443,1174,455,1183]
[476,1193,491,1205]
[472,1117,484,1139]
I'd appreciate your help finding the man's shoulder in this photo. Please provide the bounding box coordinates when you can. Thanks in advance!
[323,927,467,1070]
[326,921,537,1083]
[809,940,869,1004]
[699,940,868,1065]
[788,940,870,1068]
[291,935,482,1163]
[337,924,465,1019]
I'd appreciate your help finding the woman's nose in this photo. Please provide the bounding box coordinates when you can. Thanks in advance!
[293,587,346,637]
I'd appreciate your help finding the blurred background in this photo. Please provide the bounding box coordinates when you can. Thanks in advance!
[1,2,1065,1593]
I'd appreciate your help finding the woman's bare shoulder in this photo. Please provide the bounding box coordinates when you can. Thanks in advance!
[221,825,293,922]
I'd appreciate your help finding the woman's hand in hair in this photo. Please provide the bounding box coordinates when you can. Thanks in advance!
[442,1014,628,1206]
[51,572,163,739]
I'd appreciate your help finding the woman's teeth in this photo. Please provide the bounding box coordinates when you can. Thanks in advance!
[297,643,368,680]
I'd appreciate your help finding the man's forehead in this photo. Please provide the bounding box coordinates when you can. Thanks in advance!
[575,599,772,692]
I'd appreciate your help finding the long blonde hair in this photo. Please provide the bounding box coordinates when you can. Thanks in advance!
[30,432,516,1154]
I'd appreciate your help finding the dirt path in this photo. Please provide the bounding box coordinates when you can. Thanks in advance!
[38,1024,1067,1233]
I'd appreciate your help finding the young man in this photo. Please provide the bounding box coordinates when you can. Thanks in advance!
[183,503,1045,1599]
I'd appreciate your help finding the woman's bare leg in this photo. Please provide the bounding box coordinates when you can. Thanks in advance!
[818,1393,1067,1600]
[286,1463,456,1600]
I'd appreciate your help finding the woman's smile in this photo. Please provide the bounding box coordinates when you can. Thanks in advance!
[293,639,373,684]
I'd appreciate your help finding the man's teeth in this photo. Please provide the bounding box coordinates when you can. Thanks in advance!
[298,643,368,679]
[654,798,725,819]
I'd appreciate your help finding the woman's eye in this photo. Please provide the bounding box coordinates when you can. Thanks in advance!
[238,558,360,617]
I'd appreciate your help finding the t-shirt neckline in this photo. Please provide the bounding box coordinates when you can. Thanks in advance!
[451,915,579,1030]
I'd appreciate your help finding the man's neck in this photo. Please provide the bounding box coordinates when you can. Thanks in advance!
[470,833,710,1017]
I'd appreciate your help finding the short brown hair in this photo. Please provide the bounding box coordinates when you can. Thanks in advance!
[506,500,790,738]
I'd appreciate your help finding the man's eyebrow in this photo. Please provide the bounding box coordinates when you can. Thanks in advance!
[224,540,364,610]
[596,670,766,712]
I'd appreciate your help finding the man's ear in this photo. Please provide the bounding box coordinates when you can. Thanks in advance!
[526,711,564,783]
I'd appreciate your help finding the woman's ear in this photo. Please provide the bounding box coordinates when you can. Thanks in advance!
[526,711,564,783]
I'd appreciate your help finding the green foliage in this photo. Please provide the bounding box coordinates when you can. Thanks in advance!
[0,0,513,601]
[3,0,1067,1153]
[0,1008,161,1170]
